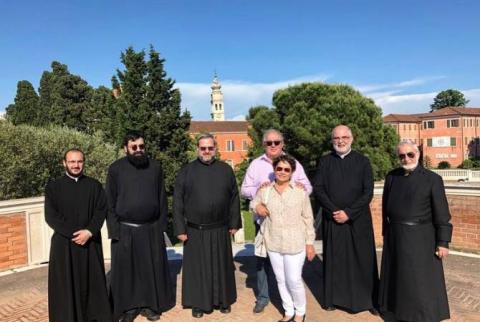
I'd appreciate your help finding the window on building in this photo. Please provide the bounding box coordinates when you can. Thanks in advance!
[427,138,432,147]
[423,121,434,129]
[403,124,406,131]
[226,140,235,151]
[242,140,249,151]
[470,119,473,127]
[447,119,459,128]
[219,103,222,110]
[408,124,411,130]
[450,137,456,146]
[476,119,479,127]
[414,124,417,130]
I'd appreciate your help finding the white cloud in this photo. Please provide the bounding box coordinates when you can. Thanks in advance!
[177,74,330,120]
[356,76,446,93]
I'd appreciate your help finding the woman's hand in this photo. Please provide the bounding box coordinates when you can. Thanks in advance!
[255,203,270,217]
[306,244,316,261]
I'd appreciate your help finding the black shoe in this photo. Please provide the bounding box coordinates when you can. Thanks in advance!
[369,308,380,316]
[192,307,204,318]
[140,308,161,321]
[120,309,139,322]
[325,306,336,311]
[220,306,231,314]
[253,302,268,313]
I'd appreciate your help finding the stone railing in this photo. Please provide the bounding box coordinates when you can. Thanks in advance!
[432,169,480,182]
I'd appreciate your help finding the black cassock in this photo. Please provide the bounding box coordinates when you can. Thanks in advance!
[380,166,452,322]
[106,157,174,320]
[173,158,242,311]
[314,151,378,312]
[45,175,112,322]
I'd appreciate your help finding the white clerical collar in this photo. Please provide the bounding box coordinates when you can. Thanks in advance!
[336,149,352,159]
[65,172,81,182]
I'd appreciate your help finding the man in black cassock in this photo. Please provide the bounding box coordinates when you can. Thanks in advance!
[173,133,242,318]
[45,148,112,322]
[106,131,174,322]
[313,125,379,314]
[380,141,452,322]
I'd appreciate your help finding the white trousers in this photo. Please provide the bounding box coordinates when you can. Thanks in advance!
[267,250,306,316]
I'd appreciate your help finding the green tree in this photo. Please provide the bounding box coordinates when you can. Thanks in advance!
[430,89,469,111]
[36,61,94,131]
[84,86,118,143]
[5,80,39,125]
[114,46,191,192]
[246,83,399,180]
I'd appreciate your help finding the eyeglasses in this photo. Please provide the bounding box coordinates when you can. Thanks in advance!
[332,136,351,142]
[130,144,145,151]
[275,166,292,173]
[264,140,282,147]
[199,146,215,151]
[398,152,416,159]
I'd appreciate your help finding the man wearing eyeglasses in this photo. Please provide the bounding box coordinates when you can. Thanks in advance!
[313,125,379,315]
[241,129,312,314]
[173,133,242,318]
[379,141,452,322]
[106,130,174,322]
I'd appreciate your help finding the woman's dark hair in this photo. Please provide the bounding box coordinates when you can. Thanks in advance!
[272,154,296,173]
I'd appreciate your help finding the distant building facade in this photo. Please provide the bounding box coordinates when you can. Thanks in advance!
[384,107,480,167]
[189,75,251,168]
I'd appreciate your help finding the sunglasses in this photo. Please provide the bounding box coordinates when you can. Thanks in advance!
[199,146,215,151]
[275,166,292,173]
[332,136,351,142]
[398,152,416,159]
[130,144,145,151]
[264,140,282,147]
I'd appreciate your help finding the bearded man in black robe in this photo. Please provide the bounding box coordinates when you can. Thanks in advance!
[106,131,174,322]
[313,125,379,315]
[45,148,112,322]
[173,133,242,318]
[379,141,452,322]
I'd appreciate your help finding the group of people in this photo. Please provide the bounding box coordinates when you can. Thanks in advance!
[44,125,452,322]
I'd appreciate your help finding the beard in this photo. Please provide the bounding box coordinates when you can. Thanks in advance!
[401,161,418,171]
[66,167,83,178]
[127,151,149,168]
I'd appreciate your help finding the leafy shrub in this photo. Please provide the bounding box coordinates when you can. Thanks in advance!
[437,161,451,169]
[0,121,119,200]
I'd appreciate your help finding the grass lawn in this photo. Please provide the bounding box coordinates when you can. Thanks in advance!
[242,210,255,242]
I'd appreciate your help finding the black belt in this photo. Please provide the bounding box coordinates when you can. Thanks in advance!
[187,221,227,230]
[386,217,431,226]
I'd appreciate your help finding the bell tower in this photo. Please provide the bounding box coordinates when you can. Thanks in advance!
[210,73,225,121]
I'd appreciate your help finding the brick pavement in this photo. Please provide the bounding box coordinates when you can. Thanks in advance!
[0,252,479,322]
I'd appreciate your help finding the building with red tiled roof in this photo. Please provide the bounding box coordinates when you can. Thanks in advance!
[188,76,251,168]
[384,107,480,167]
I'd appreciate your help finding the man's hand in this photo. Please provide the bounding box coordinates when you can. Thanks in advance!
[333,210,349,224]
[259,181,271,189]
[255,204,270,217]
[294,181,306,191]
[306,245,316,261]
[436,246,449,259]
[72,229,92,246]
[229,229,238,235]
[177,234,188,242]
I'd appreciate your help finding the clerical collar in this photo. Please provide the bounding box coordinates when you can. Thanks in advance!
[65,172,82,182]
[336,149,352,159]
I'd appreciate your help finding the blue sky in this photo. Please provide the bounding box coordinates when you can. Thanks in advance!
[1,0,479,120]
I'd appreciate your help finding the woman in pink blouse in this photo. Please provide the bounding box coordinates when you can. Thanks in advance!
[251,154,316,322]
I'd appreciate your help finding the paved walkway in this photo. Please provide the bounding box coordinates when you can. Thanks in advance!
[0,245,479,322]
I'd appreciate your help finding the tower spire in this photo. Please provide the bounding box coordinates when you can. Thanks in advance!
[210,73,225,121]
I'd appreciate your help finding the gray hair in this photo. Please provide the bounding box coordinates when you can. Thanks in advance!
[262,129,284,142]
[331,125,353,139]
[397,140,420,153]
[197,133,217,146]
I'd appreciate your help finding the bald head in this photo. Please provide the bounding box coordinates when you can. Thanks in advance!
[331,125,353,155]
